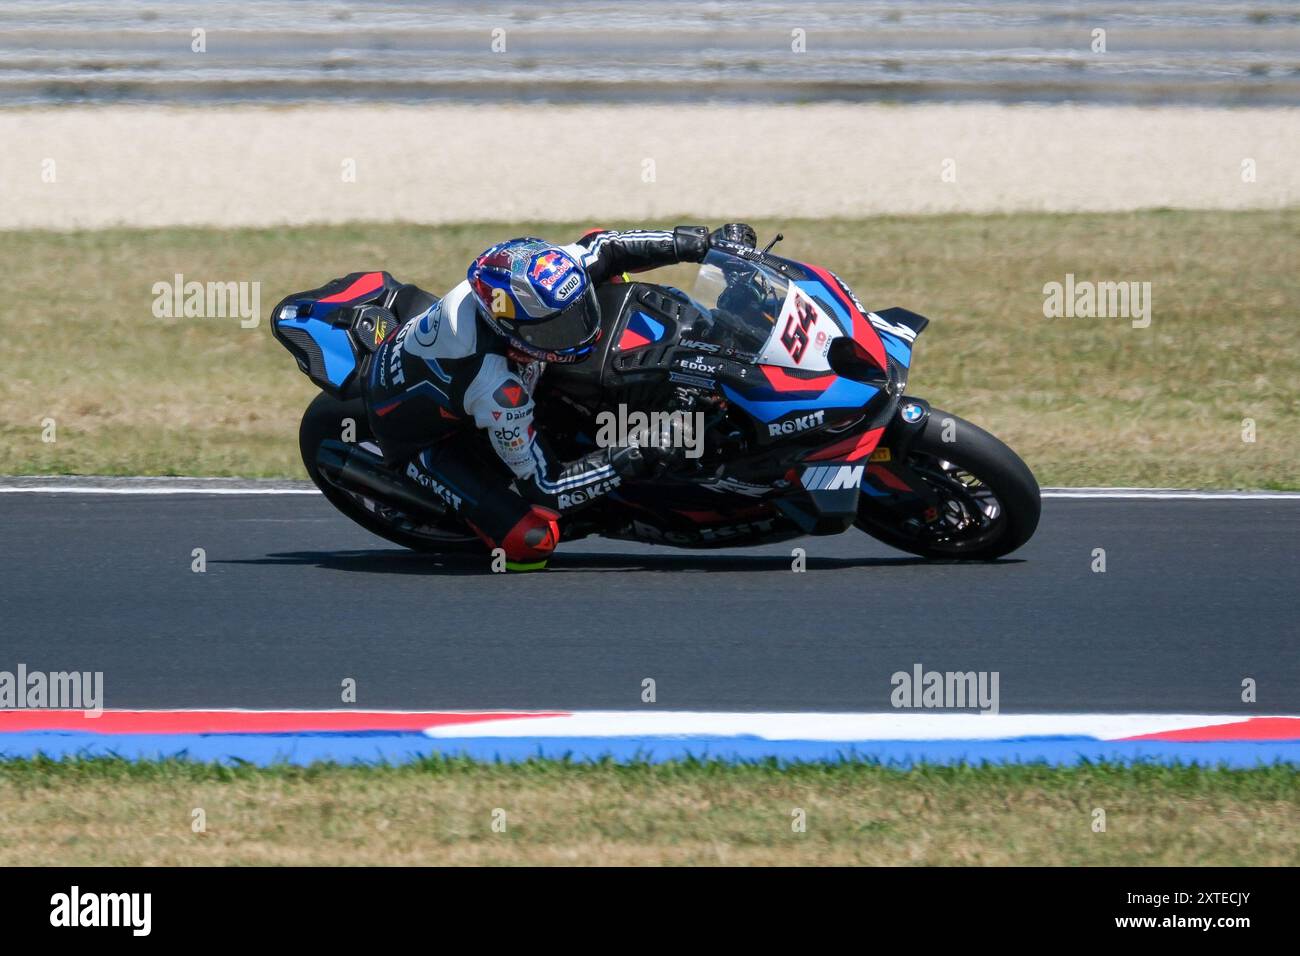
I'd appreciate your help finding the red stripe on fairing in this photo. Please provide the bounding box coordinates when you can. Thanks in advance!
[318,272,385,304]
[0,710,566,734]
[868,463,913,491]
[804,426,884,462]
[618,327,651,350]
[761,365,837,393]
[1119,717,1300,742]
[799,262,887,371]
[674,509,728,522]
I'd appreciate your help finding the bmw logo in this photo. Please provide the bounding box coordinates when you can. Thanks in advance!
[901,402,925,424]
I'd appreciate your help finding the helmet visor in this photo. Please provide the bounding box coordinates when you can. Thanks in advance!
[513,284,601,354]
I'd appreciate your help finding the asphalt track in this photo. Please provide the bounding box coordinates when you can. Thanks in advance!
[1,486,1296,714]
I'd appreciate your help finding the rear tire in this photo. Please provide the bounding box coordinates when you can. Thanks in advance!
[855,409,1040,560]
[299,392,485,555]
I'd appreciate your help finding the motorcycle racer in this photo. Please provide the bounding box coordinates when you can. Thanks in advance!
[365,225,740,570]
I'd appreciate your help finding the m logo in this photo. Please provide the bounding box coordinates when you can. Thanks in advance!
[801,464,864,491]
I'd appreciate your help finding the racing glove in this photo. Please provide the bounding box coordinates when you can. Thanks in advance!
[709,223,758,249]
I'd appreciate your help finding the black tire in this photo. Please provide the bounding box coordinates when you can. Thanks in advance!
[855,409,1040,560]
[298,392,485,555]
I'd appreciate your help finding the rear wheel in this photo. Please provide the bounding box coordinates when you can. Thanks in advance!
[855,409,1040,560]
[299,392,485,554]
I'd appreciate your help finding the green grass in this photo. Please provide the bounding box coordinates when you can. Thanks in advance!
[3,209,1297,487]
[0,756,1295,865]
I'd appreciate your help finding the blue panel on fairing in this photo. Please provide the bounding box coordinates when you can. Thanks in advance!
[794,280,852,336]
[800,277,910,367]
[877,328,912,367]
[283,315,357,387]
[722,378,879,424]
[630,310,666,342]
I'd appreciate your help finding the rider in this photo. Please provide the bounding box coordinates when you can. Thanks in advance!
[365,224,755,571]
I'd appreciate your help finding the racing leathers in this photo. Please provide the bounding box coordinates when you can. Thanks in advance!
[364,226,710,568]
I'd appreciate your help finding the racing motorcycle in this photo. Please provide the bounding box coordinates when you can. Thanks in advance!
[271,236,1040,561]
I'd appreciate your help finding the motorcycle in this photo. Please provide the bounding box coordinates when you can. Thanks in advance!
[271,235,1040,561]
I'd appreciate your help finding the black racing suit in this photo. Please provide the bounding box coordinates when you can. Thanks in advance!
[364,226,710,565]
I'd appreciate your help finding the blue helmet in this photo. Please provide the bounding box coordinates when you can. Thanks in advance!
[467,238,601,363]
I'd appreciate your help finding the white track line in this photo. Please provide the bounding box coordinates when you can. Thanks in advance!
[1042,489,1300,500]
[1,478,1296,499]
[421,711,1294,741]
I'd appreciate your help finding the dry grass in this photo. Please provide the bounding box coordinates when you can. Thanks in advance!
[1,759,1295,866]
[3,209,1296,486]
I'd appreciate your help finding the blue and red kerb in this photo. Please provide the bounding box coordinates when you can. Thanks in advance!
[2,711,1297,767]
[0,710,560,734]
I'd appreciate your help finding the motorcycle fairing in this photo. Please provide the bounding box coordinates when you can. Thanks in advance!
[867,306,929,369]
[718,259,896,431]
[601,482,805,549]
[795,261,889,371]
[272,271,403,396]
[616,309,670,350]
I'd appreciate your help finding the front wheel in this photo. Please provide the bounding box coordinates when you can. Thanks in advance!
[855,409,1040,560]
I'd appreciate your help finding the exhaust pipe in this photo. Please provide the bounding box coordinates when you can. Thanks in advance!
[316,440,448,522]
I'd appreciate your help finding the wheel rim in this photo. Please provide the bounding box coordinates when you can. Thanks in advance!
[890,453,1008,553]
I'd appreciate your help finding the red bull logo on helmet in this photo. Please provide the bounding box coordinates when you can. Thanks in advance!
[529,250,576,293]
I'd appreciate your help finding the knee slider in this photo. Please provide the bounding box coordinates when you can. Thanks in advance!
[502,506,560,563]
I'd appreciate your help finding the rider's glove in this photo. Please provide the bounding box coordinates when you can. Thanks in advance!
[709,222,758,250]
[609,429,687,480]
[673,226,711,263]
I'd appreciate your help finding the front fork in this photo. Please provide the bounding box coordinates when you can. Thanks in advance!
[859,397,947,524]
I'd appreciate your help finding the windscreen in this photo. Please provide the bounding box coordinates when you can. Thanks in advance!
[689,249,791,354]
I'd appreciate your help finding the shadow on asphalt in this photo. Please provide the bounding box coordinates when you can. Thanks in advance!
[219,549,1025,575]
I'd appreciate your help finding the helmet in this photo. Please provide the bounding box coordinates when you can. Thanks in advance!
[467,238,601,363]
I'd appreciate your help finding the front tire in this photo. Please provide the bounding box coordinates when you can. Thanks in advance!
[299,392,485,554]
[855,409,1040,560]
